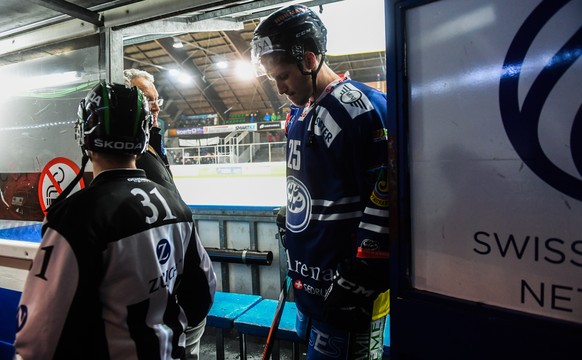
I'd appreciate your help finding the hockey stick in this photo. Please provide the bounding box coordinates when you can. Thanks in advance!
[261,276,291,360]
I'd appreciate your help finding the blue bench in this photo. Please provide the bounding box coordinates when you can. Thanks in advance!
[233,298,391,360]
[0,287,390,359]
[234,299,301,360]
[207,291,262,360]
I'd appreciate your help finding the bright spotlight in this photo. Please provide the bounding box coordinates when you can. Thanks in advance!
[236,61,255,80]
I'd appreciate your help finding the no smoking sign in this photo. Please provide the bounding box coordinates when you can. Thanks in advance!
[37,157,85,214]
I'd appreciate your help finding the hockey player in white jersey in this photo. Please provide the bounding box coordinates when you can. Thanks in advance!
[252,4,391,359]
[14,82,216,359]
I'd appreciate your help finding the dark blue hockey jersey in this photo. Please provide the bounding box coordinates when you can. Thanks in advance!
[285,78,391,321]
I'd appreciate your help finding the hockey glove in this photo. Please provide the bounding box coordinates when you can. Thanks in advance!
[323,258,383,332]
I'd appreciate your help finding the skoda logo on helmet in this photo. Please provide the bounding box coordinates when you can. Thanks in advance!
[93,138,144,151]
[499,0,582,202]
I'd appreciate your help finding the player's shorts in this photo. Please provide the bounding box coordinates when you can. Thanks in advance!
[295,308,386,359]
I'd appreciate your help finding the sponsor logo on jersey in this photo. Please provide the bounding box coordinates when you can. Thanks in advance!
[16,305,28,332]
[156,239,171,265]
[287,176,311,233]
[127,177,149,183]
[313,107,340,147]
[148,265,178,294]
[302,283,328,297]
[312,325,345,357]
[352,319,385,358]
[286,249,335,282]
[294,279,304,290]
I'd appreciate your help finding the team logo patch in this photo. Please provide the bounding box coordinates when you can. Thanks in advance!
[156,239,172,265]
[361,239,380,251]
[370,179,389,207]
[287,176,311,233]
[332,83,374,119]
[338,84,368,110]
[372,128,388,142]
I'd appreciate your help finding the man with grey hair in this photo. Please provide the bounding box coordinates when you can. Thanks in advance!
[124,69,210,360]
[123,68,177,194]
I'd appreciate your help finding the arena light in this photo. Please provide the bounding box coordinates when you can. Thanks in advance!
[0,71,80,97]
[235,61,255,81]
[168,68,194,84]
[172,39,184,48]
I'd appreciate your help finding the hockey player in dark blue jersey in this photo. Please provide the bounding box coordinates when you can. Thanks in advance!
[252,4,391,359]
[14,82,216,359]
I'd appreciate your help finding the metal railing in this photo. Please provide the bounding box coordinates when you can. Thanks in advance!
[167,141,285,165]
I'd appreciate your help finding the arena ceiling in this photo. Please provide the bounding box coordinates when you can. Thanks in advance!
[0,0,387,126]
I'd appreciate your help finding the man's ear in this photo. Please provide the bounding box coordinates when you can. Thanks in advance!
[304,51,319,71]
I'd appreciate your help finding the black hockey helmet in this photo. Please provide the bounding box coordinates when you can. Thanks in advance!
[251,4,327,75]
[76,81,151,156]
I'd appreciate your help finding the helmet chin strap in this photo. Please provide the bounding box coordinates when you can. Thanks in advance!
[306,54,325,145]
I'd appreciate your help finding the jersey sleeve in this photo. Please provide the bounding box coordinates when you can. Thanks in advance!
[353,89,391,268]
[14,227,80,359]
[175,227,216,326]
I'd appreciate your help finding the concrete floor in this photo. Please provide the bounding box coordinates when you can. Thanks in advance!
[199,327,307,360]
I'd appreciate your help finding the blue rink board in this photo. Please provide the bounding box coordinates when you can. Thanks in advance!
[0,206,279,245]
[0,288,20,359]
[0,224,42,243]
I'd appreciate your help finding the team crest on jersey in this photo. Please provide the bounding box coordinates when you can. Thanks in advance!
[287,176,311,233]
[332,83,374,119]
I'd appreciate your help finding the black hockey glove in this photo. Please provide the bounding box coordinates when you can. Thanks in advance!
[323,258,385,332]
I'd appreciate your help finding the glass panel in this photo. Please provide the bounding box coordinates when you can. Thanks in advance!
[0,37,101,221]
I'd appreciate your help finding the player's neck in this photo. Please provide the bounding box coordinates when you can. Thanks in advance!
[90,151,137,177]
[313,67,342,102]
